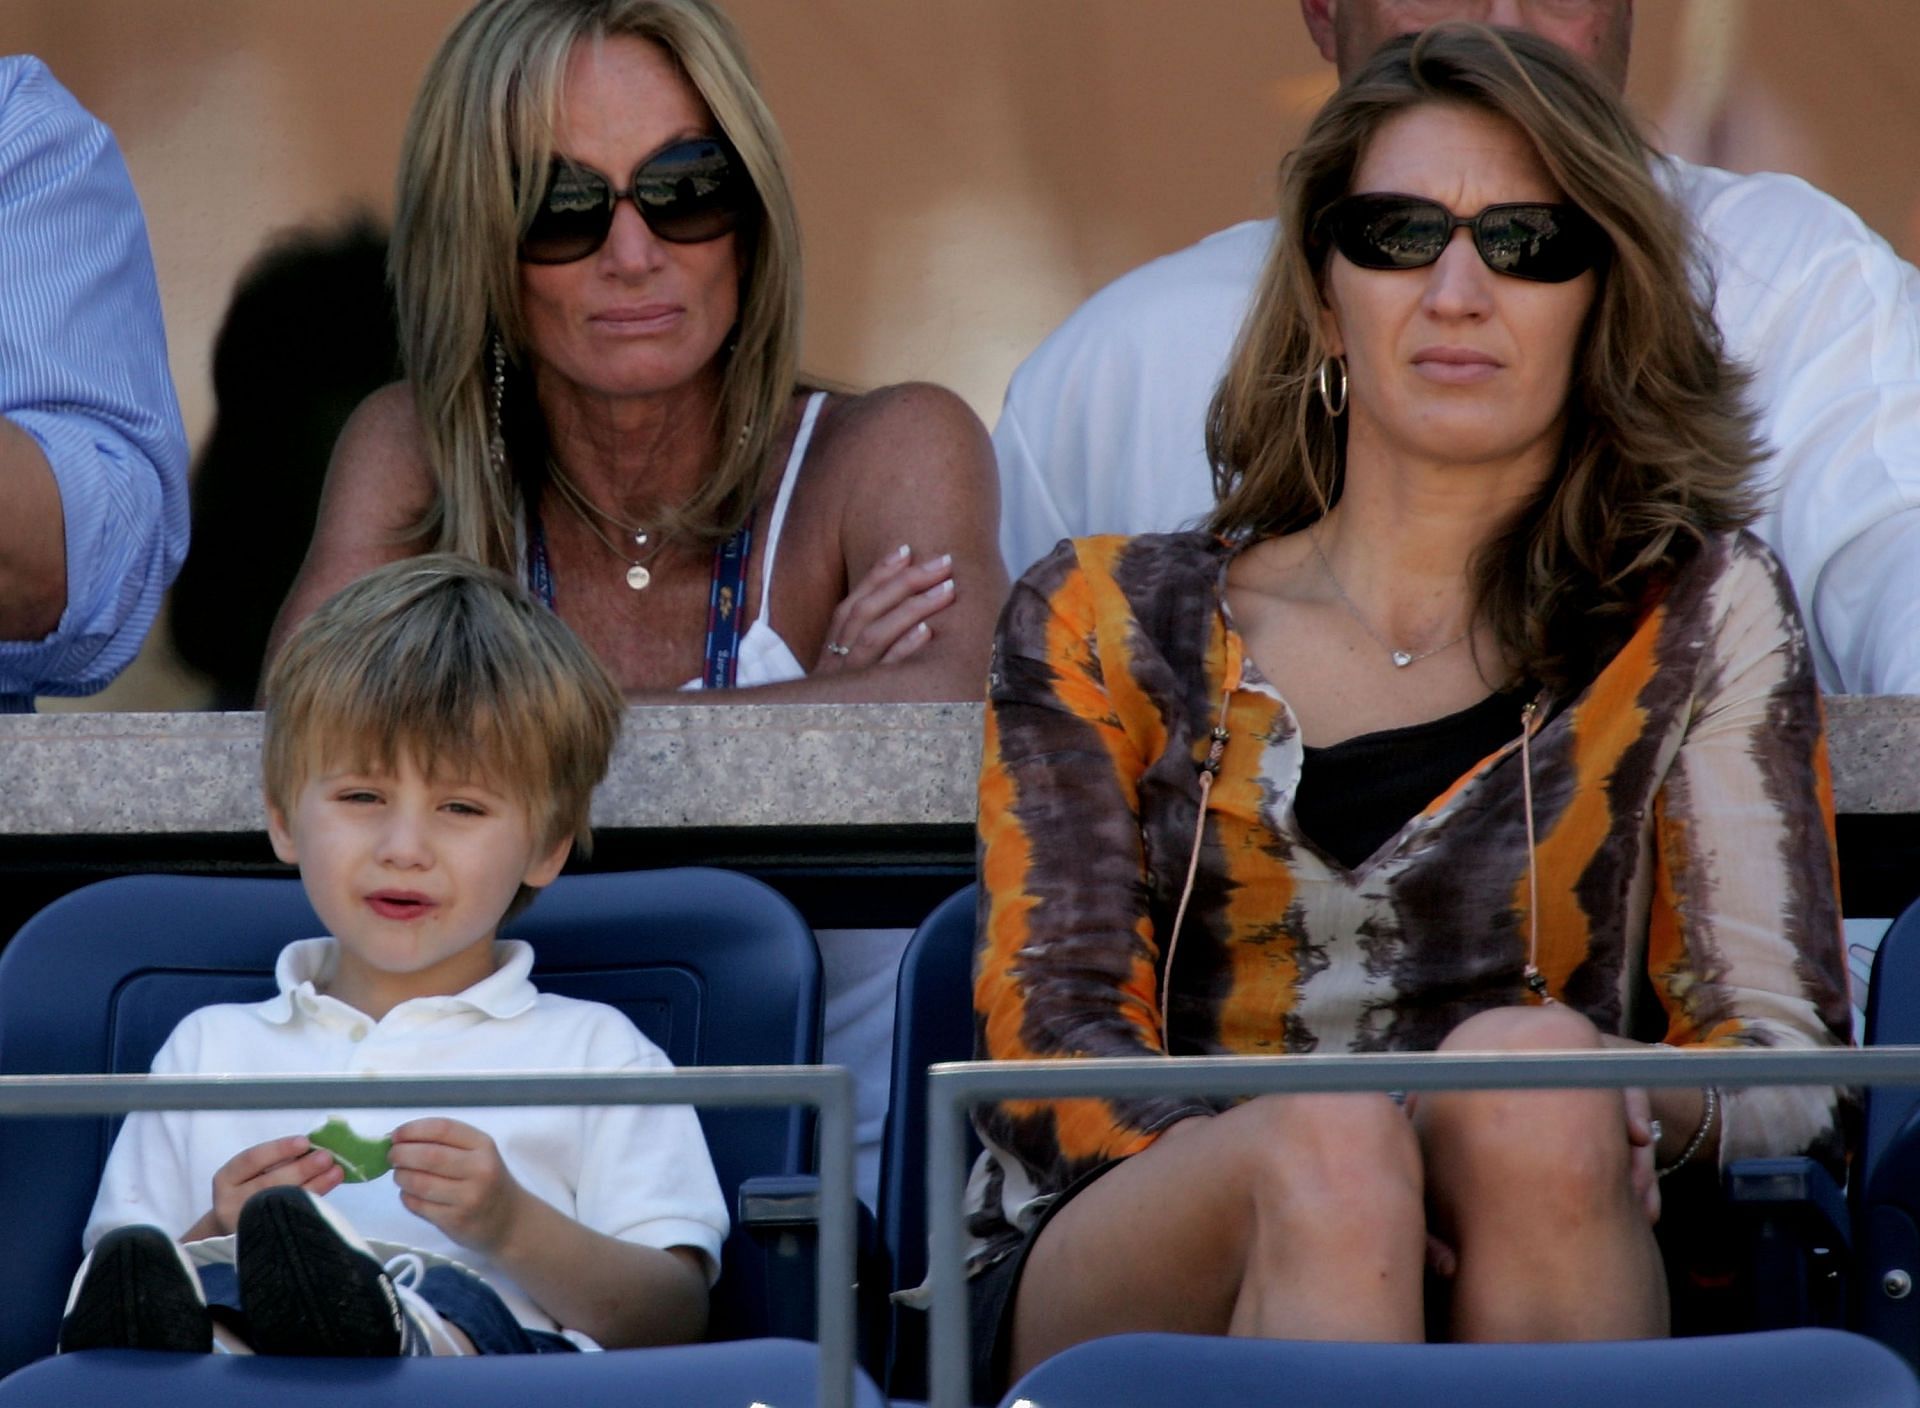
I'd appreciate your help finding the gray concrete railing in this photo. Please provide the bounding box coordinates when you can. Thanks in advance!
[0,1066,859,1408]
[922,1045,1920,1408]
[3,697,1917,835]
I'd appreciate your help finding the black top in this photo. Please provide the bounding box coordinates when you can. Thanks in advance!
[1294,687,1528,871]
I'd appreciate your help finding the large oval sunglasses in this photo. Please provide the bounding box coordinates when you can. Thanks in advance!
[1321,192,1606,284]
[519,136,747,264]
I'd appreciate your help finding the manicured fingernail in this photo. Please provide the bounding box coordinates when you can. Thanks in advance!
[915,622,930,635]
[894,544,912,560]
[937,578,956,595]
[934,553,953,570]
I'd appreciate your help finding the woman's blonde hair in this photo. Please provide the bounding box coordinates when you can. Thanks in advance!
[1207,24,1760,693]
[392,0,802,570]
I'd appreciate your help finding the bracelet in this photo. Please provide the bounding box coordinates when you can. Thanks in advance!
[1656,1083,1719,1179]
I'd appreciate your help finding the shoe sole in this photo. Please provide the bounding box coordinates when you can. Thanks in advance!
[61,1226,212,1353]
[238,1188,404,1356]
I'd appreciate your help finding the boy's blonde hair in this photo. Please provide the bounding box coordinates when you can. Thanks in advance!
[262,556,624,884]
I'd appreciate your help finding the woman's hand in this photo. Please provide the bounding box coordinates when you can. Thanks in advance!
[388,1117,531,1256]
[813,544,957,674]
[196,1135,344,1238]
[1622,1085,1662,1225]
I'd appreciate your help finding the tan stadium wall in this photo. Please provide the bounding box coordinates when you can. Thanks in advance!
[5,0,1916,710]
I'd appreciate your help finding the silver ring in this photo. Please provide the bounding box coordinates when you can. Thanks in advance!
[825,642,851,657]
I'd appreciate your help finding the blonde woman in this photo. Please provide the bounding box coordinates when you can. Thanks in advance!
[270,0,1005,1211]
[273,0,1004,701]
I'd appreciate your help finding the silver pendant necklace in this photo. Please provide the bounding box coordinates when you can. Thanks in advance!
[546,462,666,591]
[1308,525,1472,668]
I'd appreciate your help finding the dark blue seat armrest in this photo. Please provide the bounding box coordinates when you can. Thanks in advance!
[1726,1156,1852,1249]
[1725,1156,1851,1329]
[740,1172,828,1227]
[737,1174,888,1376]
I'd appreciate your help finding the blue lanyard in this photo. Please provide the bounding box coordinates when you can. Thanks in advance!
[525,503,751,689]
[701,523,752,690]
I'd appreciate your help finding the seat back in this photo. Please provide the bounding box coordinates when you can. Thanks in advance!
[995,1329,1919,1408]
[0,869,821,1376]
[876,882,979,1398]
[1863,898,1920,1168]
[0,1340,888,1407]
[1856,896,1920,1362]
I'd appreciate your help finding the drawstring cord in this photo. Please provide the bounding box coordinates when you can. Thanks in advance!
[1519,697,1554,1004]
[1160,686,1233,1047]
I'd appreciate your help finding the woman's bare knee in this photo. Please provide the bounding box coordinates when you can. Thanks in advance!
[1212,1095,1425,1341]
[1221,1094,1424,1252]
[1010,1095,1425,1364]
[1428,1004,1625,1198]
[1438,1002,1603,1055]
[1426,1086,1630,1208]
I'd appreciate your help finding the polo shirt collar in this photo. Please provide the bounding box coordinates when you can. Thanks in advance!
[259,938,540,1025]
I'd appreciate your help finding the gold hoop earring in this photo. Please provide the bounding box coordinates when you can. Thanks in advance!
[1316,355,1348,418]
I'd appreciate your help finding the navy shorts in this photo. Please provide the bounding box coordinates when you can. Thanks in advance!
[198,1260,578,1356]
[965,1159,1121,1404]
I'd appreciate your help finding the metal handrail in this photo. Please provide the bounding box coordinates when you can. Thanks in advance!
[0,1065,858,1408]
[924,1044,1920,1408]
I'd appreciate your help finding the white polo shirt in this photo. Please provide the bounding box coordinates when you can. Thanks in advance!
[994,156,1920,694]
[84,938,729,1335]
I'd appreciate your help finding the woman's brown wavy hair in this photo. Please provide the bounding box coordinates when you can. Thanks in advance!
[1205,24,1760,694]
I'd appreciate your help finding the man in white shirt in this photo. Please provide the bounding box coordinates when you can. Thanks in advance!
[994,0,1920,695]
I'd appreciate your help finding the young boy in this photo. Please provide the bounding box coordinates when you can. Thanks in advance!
[62,555,728,1357]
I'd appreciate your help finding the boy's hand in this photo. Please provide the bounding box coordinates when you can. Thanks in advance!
[389,1117,528,1255]
[205,1135,343,1236]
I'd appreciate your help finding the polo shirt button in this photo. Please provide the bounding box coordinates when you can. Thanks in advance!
[350,1024,369,1042]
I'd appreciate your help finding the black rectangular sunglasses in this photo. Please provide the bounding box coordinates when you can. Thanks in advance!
[1322,192,1606,284]
[519,136,746,264]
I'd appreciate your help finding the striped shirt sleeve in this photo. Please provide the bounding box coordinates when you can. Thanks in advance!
[0,56,188,709]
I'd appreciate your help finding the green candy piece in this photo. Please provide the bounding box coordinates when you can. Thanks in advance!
[308,1118,392,1183]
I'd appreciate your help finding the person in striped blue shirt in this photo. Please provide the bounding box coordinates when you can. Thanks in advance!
[0,56,188,711]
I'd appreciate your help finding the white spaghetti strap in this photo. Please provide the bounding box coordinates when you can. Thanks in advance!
[757,390,826,610]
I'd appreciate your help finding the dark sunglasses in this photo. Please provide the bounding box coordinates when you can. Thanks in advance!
[519,136,746,264]
[1322,192,1605,284]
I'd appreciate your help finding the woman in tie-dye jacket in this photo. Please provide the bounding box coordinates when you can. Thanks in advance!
[966,26,1852,1400]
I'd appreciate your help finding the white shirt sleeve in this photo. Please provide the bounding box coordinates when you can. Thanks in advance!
[1681,164,1920,694]
[990,220,1277,580]
[992,385,1076,583]
[572,1019,730,1287]
[0,57,189,705]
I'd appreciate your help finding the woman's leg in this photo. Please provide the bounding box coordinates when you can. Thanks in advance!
[1418,1004,1668,1341]
[1007,1092,1426,1380]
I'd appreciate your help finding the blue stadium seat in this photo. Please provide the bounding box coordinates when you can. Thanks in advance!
[0,1338,885,1407]
[1855,896,1920,1362]
[877,882,977,1399]
[994,1329,1918,1408]
[0,869,822,1379]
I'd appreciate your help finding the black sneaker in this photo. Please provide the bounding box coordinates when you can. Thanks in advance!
[237,1186,426,1356]
[60,1224,212,1353]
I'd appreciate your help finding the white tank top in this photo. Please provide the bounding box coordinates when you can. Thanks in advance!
[677,390,823,691]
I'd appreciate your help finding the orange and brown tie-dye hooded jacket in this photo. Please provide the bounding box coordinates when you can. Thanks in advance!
[969,529,1852,1272]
